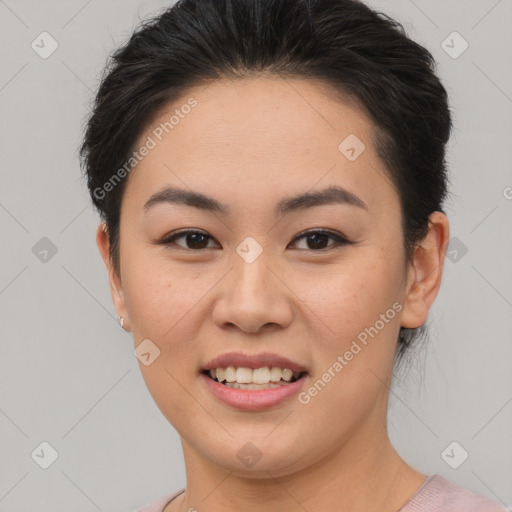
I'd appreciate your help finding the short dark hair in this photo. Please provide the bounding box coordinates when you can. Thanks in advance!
[79,0,452,369]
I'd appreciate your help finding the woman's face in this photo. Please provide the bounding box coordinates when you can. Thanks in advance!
[98,77,445,477]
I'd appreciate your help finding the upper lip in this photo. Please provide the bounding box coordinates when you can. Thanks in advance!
[202,351,308,373]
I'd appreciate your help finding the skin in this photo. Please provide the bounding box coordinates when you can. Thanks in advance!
[96,77,450,512]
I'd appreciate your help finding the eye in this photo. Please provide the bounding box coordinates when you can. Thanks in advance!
[158,229,219,250]
[157,228,352,252]
[288,229,351,251]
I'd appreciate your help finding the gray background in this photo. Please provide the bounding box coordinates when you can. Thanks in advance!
[0,0,511,510]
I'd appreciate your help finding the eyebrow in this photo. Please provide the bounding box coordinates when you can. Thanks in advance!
[143,185,368,216]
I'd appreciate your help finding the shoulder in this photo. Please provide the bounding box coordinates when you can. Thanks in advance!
[400,474,509,512]
[133,488,185,512]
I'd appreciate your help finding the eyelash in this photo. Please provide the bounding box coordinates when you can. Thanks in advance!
[157,228,353,252]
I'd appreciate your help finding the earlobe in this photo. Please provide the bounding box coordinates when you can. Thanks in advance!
[400,211,450,329]
[96,223,132,332]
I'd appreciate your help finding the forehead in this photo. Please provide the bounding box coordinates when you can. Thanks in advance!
[125,77,397,215]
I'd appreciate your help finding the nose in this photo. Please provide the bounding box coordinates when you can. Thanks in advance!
[211,250,293,334]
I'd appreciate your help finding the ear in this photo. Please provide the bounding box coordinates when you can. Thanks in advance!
[96,223,132,332]
[400,211,450,329]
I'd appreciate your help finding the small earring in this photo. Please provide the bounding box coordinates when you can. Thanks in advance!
[116,315,125,328]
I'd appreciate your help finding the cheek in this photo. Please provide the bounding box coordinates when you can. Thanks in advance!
[122,261,206,417]
[292,256,402,436]
[123,267,172,336]
[294,253,403,347]
[121,255,216,343]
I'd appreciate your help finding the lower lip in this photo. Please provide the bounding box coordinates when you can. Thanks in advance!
[200,373,308,411]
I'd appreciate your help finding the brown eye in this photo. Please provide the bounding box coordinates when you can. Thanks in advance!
[159,229,218,250]
[289,229,351,251]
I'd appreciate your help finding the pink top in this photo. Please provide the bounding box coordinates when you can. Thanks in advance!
[134,474,509,511]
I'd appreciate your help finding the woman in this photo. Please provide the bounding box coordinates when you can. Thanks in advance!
[80,0,508,510]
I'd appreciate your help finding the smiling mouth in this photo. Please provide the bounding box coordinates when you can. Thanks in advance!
[202,368,308,390]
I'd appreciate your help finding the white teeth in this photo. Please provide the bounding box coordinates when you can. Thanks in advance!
[224,366,236,382]
[253,367,270,384]
[269,367,282,382]
[282,369,293,382]
[235,367,253,384]
[207,366,302,385]
[223,382,283,390]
